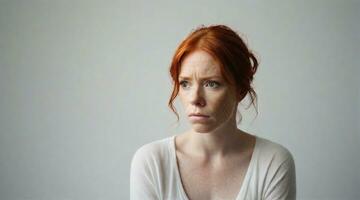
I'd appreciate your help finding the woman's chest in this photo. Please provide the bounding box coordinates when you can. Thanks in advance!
[176,155,251,200]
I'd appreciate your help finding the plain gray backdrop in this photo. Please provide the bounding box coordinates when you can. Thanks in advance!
[0,0,359,200]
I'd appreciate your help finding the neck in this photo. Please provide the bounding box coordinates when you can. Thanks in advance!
[185,119,244,158]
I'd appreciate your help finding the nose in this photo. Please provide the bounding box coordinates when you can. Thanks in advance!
[189,84,206,107]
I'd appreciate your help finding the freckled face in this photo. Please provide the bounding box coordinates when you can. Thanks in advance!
[178,50,239,133]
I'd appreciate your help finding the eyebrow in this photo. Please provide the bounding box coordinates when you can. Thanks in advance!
[178,76,222,80]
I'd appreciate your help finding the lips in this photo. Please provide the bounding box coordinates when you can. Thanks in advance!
[188,113,210,123]
[189,113,209,117]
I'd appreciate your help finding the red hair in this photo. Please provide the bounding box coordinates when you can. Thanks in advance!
[168,24,259,123]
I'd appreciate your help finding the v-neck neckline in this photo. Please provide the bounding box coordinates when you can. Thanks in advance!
[170,134,259,200]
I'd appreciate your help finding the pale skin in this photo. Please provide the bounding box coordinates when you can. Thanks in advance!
[175,50,256,200]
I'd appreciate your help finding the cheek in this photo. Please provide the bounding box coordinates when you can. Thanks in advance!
[178,92,186,104]
[211,92,237,117]
[178,92,189,107]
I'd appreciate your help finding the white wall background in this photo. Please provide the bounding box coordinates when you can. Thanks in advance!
[0,0,359,200]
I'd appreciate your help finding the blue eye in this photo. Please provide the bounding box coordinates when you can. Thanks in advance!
[179,80,221,89]
[205,81,220,88]
[179,80,189,88]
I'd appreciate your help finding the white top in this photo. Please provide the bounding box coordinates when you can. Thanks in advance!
[130,135,296,200]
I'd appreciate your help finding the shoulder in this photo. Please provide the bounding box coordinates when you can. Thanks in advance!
[130,137,173,199]
[255,136,295,167]
[254,136,297,199]
[131,136,173,168]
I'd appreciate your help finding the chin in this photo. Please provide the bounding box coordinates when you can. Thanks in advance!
[191,124,217,133]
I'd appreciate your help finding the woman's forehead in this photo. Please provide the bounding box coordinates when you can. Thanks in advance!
[179,50,222,77]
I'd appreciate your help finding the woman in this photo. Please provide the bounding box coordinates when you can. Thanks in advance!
[130,25,296,200]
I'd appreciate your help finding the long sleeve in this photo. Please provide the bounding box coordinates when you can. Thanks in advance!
[263,152,297,200]
[130,146,159,200]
